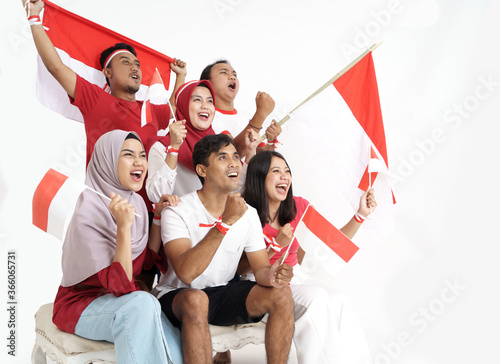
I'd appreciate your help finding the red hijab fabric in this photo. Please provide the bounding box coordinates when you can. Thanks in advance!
[152,80,216,172]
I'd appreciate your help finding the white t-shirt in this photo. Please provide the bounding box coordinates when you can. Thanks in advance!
[212,108,268,150]
[146,141,202,203]
[152,191,265,299]
[211,108,247,137]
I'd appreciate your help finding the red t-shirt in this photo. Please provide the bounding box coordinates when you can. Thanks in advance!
[70,75,171,166]
[267,196,310,267]
[52,247,167,334]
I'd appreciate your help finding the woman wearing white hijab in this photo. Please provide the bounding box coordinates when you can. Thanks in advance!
[52,130,182,363]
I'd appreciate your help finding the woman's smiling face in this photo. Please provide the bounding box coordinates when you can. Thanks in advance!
[189,86,215,130]
[117,138,147,192]
[265,156,292,204]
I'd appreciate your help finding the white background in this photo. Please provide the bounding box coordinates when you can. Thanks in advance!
[1,0,499,363]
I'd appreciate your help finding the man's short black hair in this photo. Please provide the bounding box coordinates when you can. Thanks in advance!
[192,134,235,184]
[200,59,231,81]
[99,43,137,86]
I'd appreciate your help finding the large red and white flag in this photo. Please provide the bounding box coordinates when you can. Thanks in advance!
[281,45,394,241]
[294,205,359,277]
[36,0,174,122]
[32,169,86,241]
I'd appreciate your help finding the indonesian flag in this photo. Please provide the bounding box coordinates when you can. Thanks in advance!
[32,169,86,241]
[141,68,170,127]
[281,46,394,241]
[368,146,386,174]
[36,0,174,123]
[294,205,359,277]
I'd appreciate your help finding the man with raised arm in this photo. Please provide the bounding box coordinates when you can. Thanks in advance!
[200,60,283,160]
[24,0,187,165]
[153,134,294,364]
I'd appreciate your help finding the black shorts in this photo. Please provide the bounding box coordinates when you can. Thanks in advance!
[159,280,264,328]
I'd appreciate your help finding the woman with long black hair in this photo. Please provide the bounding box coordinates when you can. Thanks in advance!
[241,150,376,364]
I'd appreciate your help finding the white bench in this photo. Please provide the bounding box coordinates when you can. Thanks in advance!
[32,303,265,363]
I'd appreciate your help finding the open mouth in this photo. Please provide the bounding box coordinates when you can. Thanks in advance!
[198,112,210,121]
[227,171,239,178]
[130,170,143,181]
[228,82,236,90]
[131,73,139,80]
[276,183,288,193]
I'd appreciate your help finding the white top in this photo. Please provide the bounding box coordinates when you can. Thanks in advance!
[146,141,202,203]
[212,109,247,136]
[212,109,270,150]
[152,191,265,299]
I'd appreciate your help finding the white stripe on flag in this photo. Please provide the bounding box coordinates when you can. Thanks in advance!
[146,84,169,103]
[46,177,86,241]
[288,83,370,203]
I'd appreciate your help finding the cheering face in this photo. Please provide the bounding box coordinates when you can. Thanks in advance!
[106,52,142,94]
[117,139,148,192]
[209,63,240,105]
[199,144,242,192]
[189,86,215,130]
[265,156,292,204]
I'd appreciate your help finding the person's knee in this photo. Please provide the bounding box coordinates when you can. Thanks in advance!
[116,291,161,326]
[269,286,293,312]
[175,289,209,320]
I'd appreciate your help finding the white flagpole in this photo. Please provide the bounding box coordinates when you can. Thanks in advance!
[368,144,373,215]
[260,42,383,142]
[168,99,178,123]
[368,144,372,189]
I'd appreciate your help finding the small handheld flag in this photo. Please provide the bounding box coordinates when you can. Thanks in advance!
[33,169,141,241]
[294,204,359,277]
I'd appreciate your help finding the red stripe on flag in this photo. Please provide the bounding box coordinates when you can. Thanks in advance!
[302,206,359,262]
[42,0,174,88]
[32,169,68,232]
[145,99,152,124]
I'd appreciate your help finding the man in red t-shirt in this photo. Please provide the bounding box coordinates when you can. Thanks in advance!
[26,0,186,165]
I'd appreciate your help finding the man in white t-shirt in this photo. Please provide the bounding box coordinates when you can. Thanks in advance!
[200,60,283,159]
[154,134,294,363]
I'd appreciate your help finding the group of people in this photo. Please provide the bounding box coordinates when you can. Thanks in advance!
[26,1,377,363]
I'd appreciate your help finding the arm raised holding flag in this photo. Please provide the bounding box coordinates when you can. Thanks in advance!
[25,0,76,98]
[23,0,186,166]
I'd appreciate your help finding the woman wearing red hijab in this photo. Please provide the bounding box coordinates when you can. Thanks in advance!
[146,80,217,202]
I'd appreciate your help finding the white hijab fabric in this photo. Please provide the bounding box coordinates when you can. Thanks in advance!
[61,130,148,287]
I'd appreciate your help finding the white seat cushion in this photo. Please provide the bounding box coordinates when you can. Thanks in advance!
[209,321,266,352]
[35,302,265,355]
[34,303,114,355]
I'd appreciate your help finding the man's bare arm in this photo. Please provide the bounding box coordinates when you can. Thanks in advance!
[25,0,77,98]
